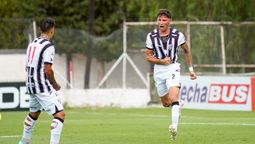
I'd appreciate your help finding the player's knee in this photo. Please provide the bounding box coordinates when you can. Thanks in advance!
[171,101,179,107]
[59,111,65,119]
[162,101,171,107]
[24,114,37,130]
[53,111,65,120]
[51,117,64,131]
[29,111,40,119]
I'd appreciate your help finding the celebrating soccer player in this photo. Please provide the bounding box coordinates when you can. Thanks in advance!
[145,9,197,140]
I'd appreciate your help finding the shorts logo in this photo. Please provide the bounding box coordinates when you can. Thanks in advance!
[208,84,249,104]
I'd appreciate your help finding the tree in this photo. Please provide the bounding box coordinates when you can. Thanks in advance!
[85,0,95,89]
[0,0,255,82]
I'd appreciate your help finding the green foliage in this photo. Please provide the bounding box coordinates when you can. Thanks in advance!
[93,29,122,62]
[224,24,255,73]
[14,0,89,29]
[0,19,32,49]
[191,25,222,63]
[93,0,124,35]
[0,0,254,66]
[126,26,152,50]
[0,0,18,17]
[128,0,255,21]
[54,28,87,54]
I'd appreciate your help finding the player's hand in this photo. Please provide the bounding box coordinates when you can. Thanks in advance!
[160,57,171,65]
[53,83,61,91]
[189,71,197,80]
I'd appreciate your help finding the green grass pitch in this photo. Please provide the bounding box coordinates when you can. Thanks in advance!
[0,107,255,144]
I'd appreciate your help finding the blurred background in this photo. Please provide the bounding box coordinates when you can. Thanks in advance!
[0,0,255,109]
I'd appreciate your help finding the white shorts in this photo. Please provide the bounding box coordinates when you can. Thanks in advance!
[29,91,64,115]
[153,63,181,97]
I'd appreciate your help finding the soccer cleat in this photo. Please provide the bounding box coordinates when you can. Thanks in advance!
[169,125,177,140]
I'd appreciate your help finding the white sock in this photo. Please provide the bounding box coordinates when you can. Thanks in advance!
[50,118,64,144]
[21,115,37,143]
[171,104,180,130]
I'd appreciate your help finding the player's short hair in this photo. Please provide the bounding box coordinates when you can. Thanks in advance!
[157,9,172,19]
[40,17,55,33]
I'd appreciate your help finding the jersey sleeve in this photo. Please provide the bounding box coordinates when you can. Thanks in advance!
[145,33,153,49]
[178,32,186,46]
[43,46,55,64]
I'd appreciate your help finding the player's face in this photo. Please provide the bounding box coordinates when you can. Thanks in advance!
[157,15,170,32]
[48,27,55,40]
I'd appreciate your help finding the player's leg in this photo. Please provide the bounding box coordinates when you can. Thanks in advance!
[166,65,181,140]
[19,95,41,144]
[154,77,170,107]
[157,83,180,140]
[169,86,181,130]
[37,92,65,144]
[168,86,181,139]
[154,66,180,140]
[51,111,65,144]
[160,93,172,107]
[160,88,180,140]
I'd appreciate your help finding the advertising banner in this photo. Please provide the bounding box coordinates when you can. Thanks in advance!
[0,82,29,111]
[180,76,255,111]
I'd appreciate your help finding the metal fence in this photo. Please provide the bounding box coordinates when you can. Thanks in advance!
[1,19,255,89]
[123,21,255,75]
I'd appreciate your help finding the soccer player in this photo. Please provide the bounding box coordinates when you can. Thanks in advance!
[145,9,197,140]
[19,17,65,144]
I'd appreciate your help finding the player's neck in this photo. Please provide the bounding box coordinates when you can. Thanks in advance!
[159,29,169,36]
[40,34,50,40]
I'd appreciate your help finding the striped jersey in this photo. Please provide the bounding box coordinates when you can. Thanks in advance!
[25,38,55,94]
[146,27,185,63]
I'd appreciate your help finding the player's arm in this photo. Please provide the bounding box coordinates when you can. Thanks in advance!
[145,48,171,65]
[180,42,197,80]
[44,63,61,90]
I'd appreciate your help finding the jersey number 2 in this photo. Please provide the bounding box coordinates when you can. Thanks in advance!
[172,74,175,79]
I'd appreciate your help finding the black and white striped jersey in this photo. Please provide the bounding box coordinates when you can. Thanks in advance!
[146,28,186,63]
[25,38,55,94]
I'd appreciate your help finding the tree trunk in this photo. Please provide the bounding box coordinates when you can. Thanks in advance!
[97,60,105,87]
[66,54,72,89]
[84,0,95,89]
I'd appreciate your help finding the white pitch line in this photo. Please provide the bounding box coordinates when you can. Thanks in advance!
[180,122,255,126]
[182,115,255,120]
[0,135,20,138]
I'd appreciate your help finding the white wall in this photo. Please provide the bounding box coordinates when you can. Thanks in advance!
[0,54,26,82]
[0,53,67,87]
[0,50,150,89]
[0,51,151,108]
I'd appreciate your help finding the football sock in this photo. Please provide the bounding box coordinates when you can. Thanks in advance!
[20,114,37,143]
[171,101,180,130]
[50,117,64,144]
